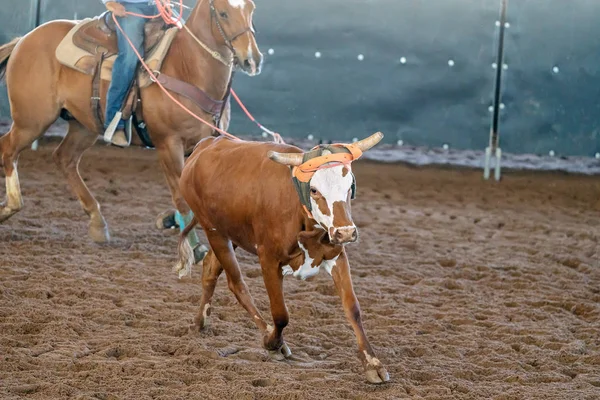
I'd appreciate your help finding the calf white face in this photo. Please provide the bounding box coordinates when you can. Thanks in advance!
[267,132,385,245]
[309,164,358,244]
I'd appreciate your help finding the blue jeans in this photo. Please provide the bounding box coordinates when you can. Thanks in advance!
[105,2,158,130]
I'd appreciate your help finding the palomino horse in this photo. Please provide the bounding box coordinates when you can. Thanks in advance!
[0,0,262,253]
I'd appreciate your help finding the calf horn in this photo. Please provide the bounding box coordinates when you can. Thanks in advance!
[268,151,304,166]
[354,132,384,152]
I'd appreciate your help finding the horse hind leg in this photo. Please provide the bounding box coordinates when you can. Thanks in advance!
[0,122,49,222]
[52,120,110,243]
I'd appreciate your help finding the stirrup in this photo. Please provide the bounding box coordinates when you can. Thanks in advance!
[124,117,133,146]
[104,113,133,147]
[103,111,123,143]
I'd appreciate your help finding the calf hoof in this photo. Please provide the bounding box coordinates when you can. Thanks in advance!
[155,209,177,230]
[191,308,210,332]
[365,365,390,384]
[268,343,292,361]
[189,321,205,334]
[89,222,110,243]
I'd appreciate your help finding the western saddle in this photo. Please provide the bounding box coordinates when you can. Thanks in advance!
[73,11,168,59]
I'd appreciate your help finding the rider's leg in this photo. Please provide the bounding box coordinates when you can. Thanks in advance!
[104,8,147,147]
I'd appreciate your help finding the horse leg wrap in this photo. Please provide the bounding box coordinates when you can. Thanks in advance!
[175,210,207,263]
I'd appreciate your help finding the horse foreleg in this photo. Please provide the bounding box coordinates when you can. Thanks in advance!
[153,104,229,233]
[0,122,50,222]
[156,138,205,262]
[53,120,109,243]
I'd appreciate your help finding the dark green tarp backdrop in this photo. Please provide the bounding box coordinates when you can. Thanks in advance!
[0,0,598,156]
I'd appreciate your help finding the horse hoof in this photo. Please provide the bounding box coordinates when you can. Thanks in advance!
[193,245,209,264]
[0,206,18,223]
[280,343,292,358]
[268,343,292,361]
[365,365,390,384]
[89,224,110,243]
[155,210,177,230]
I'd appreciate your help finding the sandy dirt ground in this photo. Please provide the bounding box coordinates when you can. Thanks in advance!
[1,139,599,399]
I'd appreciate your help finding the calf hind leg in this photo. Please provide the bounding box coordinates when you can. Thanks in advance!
[204,232,271,333]
[191,249,224,331]
[53,120,109,243]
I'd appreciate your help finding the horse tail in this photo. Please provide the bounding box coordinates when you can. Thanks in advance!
[0,37,21,83]
[173,215,198,279]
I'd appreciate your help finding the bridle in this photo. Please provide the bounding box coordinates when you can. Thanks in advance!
[208,0,256,63]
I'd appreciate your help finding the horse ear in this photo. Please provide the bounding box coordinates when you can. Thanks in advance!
[267,151,304,166]
[354,132,384,152]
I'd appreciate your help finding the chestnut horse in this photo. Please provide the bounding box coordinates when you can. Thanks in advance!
[0,0,262,250]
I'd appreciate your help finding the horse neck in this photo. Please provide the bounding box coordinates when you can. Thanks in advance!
[185,1,222,50]
[166,3,233,99]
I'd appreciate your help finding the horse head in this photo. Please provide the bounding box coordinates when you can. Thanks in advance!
[210,0,263,75]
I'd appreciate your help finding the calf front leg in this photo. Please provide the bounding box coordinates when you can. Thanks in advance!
[259,253,292,361]
[331,250,390,384]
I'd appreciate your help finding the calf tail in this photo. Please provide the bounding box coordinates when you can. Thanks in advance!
[0,37,20,83]
[173,216,198,279]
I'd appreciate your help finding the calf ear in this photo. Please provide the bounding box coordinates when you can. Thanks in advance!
[354,132,384,152]
[267,151,304,166]
[350,173,357,199]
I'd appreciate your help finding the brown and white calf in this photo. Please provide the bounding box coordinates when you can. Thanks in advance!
[175,132,389,383]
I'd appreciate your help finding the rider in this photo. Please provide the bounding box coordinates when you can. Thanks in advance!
[102,0,158,147]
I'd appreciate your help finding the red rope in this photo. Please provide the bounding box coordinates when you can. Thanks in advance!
[123,0,183,26]
[230,89,284,143]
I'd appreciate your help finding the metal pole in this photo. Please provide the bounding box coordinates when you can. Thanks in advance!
[31,0,42,151]
[484,0,508,181]
[35,0,42,26]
